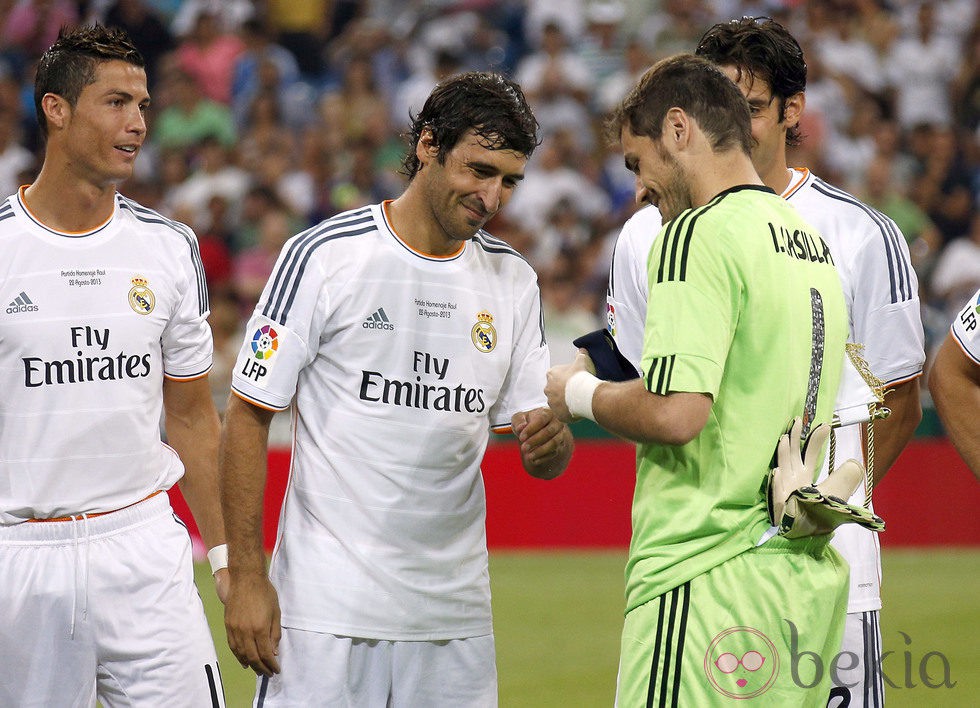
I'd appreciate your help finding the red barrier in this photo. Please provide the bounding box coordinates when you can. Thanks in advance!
[482,440,635,548]
[169,438,980,550]
[872,438,980,546]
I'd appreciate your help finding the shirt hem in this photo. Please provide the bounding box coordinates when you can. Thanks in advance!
[846,598,882,614]
[280,615,494,642]
[231,386,290,411]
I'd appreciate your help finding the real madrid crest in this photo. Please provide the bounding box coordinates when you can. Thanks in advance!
[128,275,155,315]
[471,310,496,353]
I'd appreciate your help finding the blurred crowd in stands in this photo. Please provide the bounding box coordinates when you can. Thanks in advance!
[1,0,978,418]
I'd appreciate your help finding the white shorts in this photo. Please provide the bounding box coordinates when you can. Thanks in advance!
[829,610,884,707]
[255,627,497,707]
[0,492,224,708]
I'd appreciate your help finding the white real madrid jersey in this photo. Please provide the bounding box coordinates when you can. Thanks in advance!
[950,289,980,362]
[606,170,925,613]
[0,189,212,524]
[231,202,550,640]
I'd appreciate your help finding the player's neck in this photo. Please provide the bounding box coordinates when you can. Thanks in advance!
[759,161,793,196]
[22,164,117,232]
[689,151,764,207]
[387,192,464,258]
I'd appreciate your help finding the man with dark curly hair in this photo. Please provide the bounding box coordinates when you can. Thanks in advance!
[220,71,572,706]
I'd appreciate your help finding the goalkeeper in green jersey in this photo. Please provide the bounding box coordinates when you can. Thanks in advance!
[546,54,861,706]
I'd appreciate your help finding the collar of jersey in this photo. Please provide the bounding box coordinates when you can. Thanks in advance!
[781,167,810,200]
[380,200,466,262]
[713,184,777,200]
[17,185,116,238]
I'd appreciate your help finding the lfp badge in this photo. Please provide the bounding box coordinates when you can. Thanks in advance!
[606,302,617,337]
[251,324,279,360]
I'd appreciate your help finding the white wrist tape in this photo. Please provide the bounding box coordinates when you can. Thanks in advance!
[207,544,228,575]
[565,370,601,422]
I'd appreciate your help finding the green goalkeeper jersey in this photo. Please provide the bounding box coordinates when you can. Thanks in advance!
[627,185,848,613]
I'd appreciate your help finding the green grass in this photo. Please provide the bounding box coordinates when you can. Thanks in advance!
[490,552,626,706]
[875,550,980,707]
[198,549,980,707]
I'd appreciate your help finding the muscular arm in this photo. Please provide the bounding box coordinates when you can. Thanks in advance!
[163,376,225,551]
[592,379,712,446]
[545,353,711,446]
[929,335,980,480]
[868,376,922,486]
[219,394,282,676]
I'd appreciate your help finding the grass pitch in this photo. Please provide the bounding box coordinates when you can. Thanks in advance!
[198,549,979,707]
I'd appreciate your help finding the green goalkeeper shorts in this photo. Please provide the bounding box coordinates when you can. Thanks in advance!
[616,534,849,707]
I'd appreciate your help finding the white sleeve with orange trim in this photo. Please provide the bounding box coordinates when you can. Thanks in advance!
[950,289,980,364]
[230,254,328,410]
[845,215,925,385]
[161,229,213,380]
[231,315,315,410]
[787,173,925,386]
[488,275,550,432]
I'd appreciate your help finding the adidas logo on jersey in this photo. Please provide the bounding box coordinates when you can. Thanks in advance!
[363,307,394,331]
[6,291,38,314]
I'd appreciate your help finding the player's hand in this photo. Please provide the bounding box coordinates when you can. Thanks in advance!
[224,572,282,677]
[545,350,596,423]
[513,407,566,461]
[214,567,230,605]
[512,407,572,479]
[766,417,885,538]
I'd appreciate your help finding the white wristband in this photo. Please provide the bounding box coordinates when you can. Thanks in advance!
[565,370,601,422]
[207,544,228,575]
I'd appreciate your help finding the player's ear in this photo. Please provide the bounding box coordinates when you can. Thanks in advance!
[663,107,689,148]
[633,177,646,205]
[40,93,70,133]
[782,91,805,132]
[416,128,439,166]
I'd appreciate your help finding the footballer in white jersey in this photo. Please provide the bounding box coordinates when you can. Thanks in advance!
[0,189,212,522]
[0,188,225,706]
[221,68,572,707]
[232,202,549,640]
[946,289,980,362]
[1,27,227,706]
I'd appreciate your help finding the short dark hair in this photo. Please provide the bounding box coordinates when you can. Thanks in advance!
[34,24,145,138]
[695,17,807,147]
[401,71,539,179]
[607,54,753,155]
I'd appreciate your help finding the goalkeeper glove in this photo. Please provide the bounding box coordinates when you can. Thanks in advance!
[765,417,885,539]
